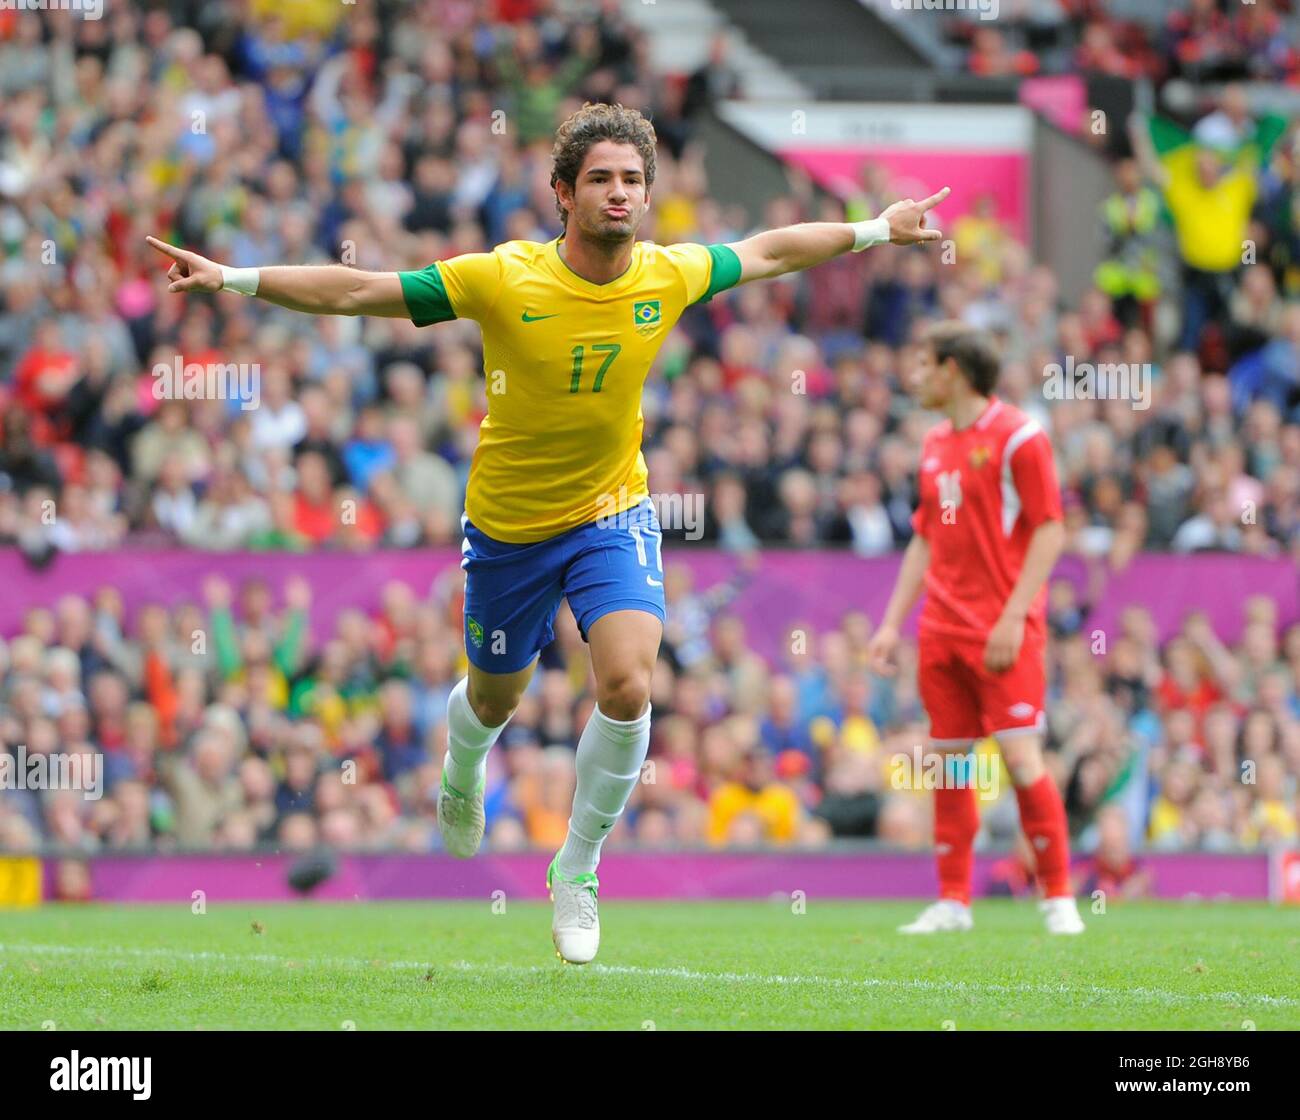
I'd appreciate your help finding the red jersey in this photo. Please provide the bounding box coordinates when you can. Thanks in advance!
[912,397,1062,642]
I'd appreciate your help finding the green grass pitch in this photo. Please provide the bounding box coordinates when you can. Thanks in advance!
[1,900,1296,1030]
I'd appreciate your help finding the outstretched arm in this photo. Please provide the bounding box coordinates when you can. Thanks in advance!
[145,237,411,317]
[1126,113,1169,190]
[729,187,949,285]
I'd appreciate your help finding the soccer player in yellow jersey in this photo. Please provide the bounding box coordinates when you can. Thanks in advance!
[148,102,947,963]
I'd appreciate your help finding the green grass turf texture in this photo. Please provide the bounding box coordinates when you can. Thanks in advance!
[1,900,1296,1030]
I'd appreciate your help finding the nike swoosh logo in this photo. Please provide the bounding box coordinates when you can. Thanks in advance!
[646,576,663,587]
[521,311,558,322]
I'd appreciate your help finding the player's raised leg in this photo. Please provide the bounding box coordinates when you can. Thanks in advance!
[547,608,660,963]
[441,513,566,858]
[439,660,535,858]
[995,728,1084,935]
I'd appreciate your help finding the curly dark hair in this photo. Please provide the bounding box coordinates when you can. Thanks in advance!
[550,102,657,227]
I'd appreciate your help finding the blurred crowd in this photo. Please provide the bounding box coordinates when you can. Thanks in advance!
[954,0,1297,84]
[2,2,1300,561]
[0,574,1296,870]
[0,1,1298,867]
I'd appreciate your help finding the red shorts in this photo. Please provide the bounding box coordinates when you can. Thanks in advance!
[917,629,1046,743]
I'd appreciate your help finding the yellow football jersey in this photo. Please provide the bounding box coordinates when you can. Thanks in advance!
[399,237,741,543]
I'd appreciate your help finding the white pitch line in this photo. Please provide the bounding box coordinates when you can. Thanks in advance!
[448,960,1300,1010]
[1,942,1296,1010]
[0,942,433,971]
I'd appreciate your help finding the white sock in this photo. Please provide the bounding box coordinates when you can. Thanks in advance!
[558,704,651,877]
[443,677,506,794]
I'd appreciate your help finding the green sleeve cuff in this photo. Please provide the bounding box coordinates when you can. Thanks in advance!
[398,263,457,326]
[695,244,742,305]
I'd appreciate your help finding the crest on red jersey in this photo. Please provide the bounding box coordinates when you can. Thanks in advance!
[969,445,991,469]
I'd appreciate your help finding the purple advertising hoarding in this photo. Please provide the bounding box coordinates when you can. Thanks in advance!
[1,550,1296,662]
[39,850,1276,903]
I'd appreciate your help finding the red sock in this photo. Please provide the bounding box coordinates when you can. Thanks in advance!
[1015,773,1071,898]
[934,785,978,905]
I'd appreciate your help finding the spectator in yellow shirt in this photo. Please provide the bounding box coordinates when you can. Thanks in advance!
[250,0,344,38]
[953,192,1012,288]
[1148,760,1199,849]
[1240,755,1298,847]
[1130,113,1258,352]
[707,749,800,845]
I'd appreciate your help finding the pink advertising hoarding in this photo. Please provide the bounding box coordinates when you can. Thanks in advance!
[781,147,1029,242]
[720,101,1033,245]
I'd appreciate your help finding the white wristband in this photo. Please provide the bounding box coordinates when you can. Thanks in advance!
[850,217,891,252]
[220,265,260,296]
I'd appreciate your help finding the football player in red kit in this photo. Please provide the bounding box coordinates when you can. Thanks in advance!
[868,322,1085,934]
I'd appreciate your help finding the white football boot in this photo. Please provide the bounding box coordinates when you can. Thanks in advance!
[1041,896,1086,935]
[547,855,600,964]
[897,899,974,934]
[437,771,485,858]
